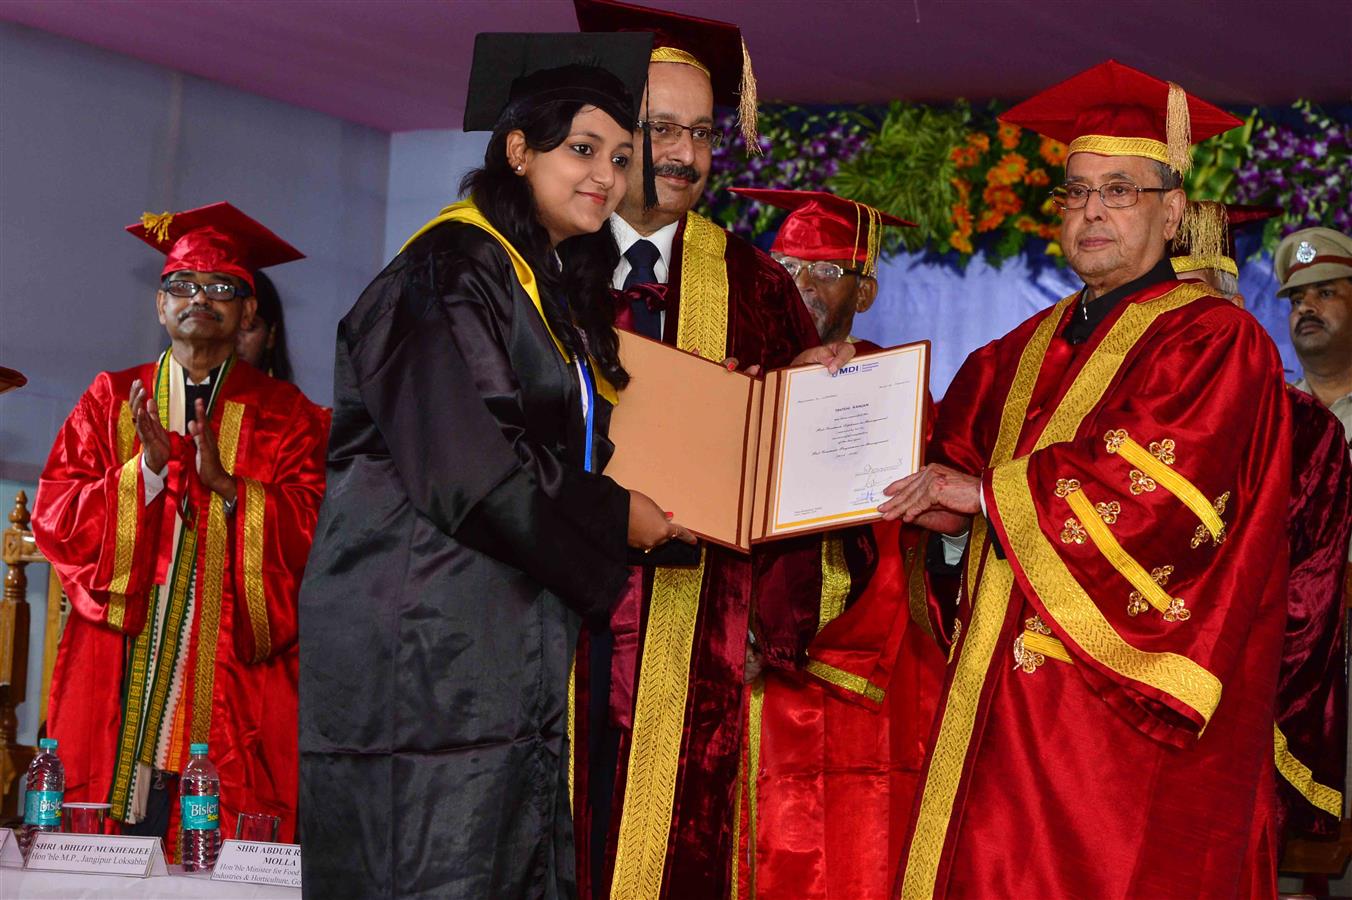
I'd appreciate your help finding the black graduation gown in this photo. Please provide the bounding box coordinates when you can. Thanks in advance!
[298,223,631,899]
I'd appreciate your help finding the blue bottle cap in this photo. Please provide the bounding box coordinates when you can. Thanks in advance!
[39,738,57,750]
[190,742,209,756]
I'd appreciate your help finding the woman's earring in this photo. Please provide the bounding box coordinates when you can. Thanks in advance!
[514,164,523,173]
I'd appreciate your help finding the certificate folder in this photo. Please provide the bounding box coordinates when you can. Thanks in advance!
[606,332,928,552]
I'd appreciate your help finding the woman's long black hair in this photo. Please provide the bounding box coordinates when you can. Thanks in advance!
[459,84,631,389]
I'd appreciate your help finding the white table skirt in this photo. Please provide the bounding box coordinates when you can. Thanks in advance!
[0,863,301,898]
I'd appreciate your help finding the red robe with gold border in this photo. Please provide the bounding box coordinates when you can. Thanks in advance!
[33,353,327,846]
[575,211,835,900]
[895,280,1291,899]
[742,340,946,900]
[1274,385,1351,841]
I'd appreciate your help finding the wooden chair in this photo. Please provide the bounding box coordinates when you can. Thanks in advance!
[0,490,67,819]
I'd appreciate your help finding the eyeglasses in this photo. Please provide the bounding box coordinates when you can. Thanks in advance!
[640,120,723,149]
[1050,181,1172,210]
[162,279,249,301]
[774,257,862,283]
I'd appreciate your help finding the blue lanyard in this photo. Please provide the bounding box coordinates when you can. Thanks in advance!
[578,356,596,473]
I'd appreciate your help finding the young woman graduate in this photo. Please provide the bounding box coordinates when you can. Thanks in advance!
[296,32,692,899]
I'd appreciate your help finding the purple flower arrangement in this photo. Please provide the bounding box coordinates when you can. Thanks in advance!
[1233,101,1352,235]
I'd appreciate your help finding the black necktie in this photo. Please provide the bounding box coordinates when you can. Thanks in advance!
[185,381,212,425]
[623,239,663,340]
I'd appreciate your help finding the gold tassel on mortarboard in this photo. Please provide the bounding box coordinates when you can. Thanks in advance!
[141,211,174,244]
[1174,199,1227,260]
[738,38,760,156]
[1165,81,1192,176]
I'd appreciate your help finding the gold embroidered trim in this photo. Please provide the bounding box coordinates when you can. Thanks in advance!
[675,212,731,363]
[1054,478,1081,497]
[805,658,885,703]
[1068,135,1170,164]
[1171,254,1239,277]
[189,400,243,744]
[818,536,850,632]
[1013,629,1072,673]
[107,454,141,608]
[1110,434,1226,544]
[610,551,706,900]
[1064,490,1187,621]
[108,622,154,819]
[567,656,576,814]
[947,617,962,663]
[746,680,764,898]
[650,46,711,78]
[902,284,1214,900]
[240,477,269,662]
[1274,724,1343,817]
[995,458,1220,720]
[116,400,136,463]
[1192,492,1231,549]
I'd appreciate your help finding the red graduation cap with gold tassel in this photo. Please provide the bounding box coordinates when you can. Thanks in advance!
[730,188,915,278]
[998,59,1241,176]
[125,201,304,292]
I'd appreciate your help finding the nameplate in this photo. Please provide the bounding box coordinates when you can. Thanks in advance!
[211,839,302,888]
[0,828,23,867]
[23,832,168,877]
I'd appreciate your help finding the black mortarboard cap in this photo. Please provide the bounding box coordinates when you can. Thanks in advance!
[462,32,653,133]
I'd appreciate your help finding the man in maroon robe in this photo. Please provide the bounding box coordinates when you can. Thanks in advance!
[572,3,859,898]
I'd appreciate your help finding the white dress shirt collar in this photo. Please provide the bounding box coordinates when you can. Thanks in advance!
[610,214,679,289]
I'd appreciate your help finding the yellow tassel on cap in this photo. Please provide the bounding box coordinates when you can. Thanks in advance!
[1165,81,1192,175]
[141,211,174,244]
[738,37,760,155]
[1175,200,1227,261]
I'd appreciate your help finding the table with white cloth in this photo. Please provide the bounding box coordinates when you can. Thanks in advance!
[0,864,301,898]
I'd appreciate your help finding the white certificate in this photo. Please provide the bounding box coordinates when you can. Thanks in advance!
[764,343,927,536]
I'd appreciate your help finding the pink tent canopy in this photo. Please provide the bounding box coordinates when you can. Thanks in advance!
[2,0,1348,132]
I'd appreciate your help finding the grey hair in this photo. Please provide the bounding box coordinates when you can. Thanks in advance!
[1213,268,1239,298]
[1152,160,1183,190]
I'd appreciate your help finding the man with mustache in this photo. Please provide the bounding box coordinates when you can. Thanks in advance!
[1174,202,1351,853]
[881,61,1295,896]
[32,203,327,856]
[724,188,945,900]
[1280,227,1352,441]
[572,3,857,898]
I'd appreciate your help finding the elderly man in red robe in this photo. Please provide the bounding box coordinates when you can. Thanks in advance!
[881,61,1293,897]
[571,4,860,898]
[723,188,944,900]
[33,203,328,854]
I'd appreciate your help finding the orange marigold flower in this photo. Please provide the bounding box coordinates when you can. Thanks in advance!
[966,132,990,153]
[1039,137,1068,166]
[1024,167,1050,187]
[949,230,974,254]
[997,122,1022,149]
[951,202,974,230]
[950,176,972,199]
[1037,223,1059,240]
[950,145,980,169]
[976,210,1006,233]
[982,183,1022,216]
[987,152,1028,187]
[1014,215,1039,233]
